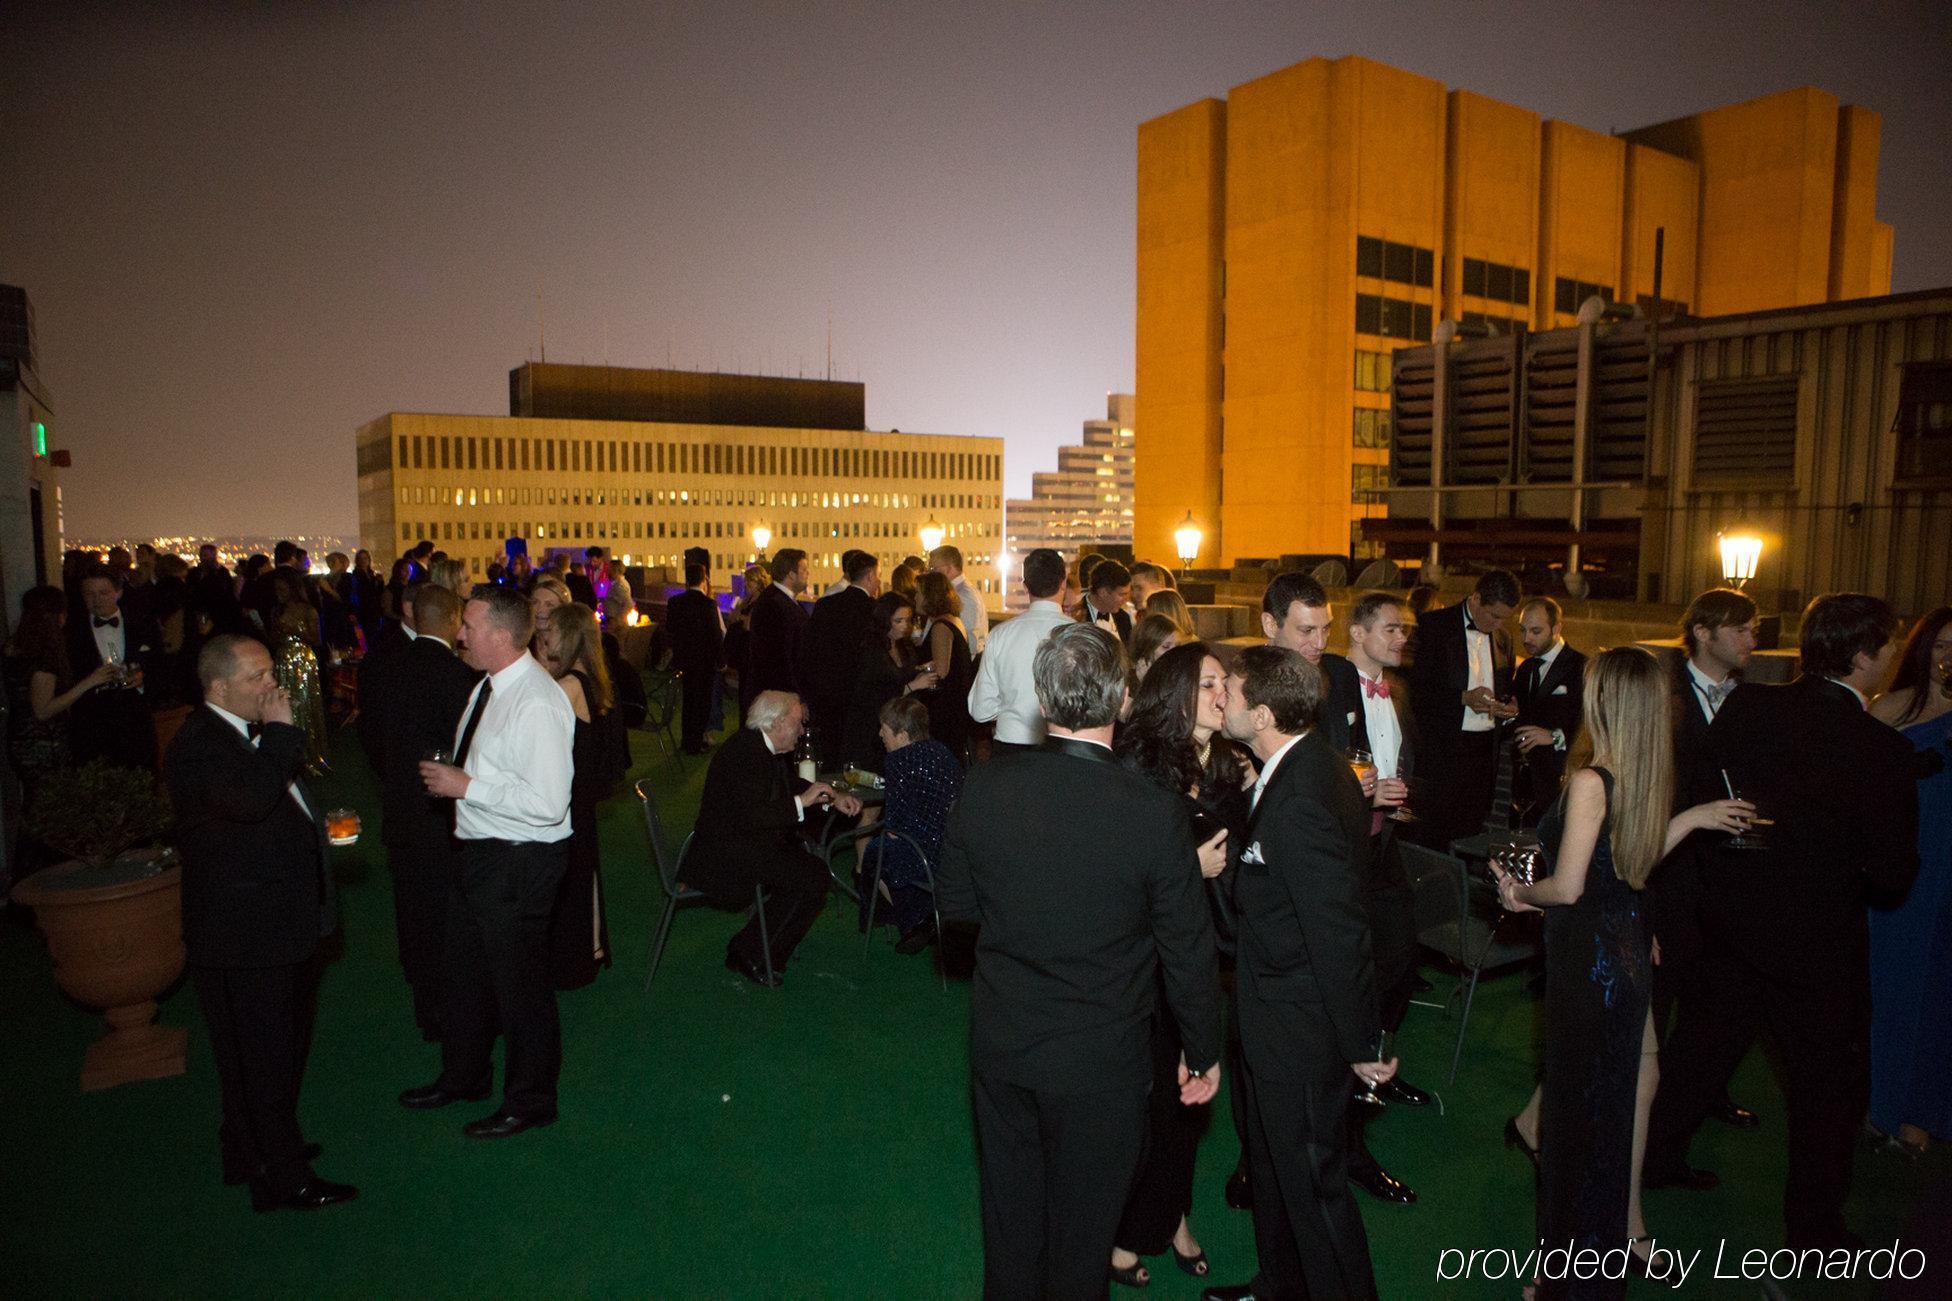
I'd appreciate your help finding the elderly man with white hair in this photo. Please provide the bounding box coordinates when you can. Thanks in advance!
[686,690,862,985]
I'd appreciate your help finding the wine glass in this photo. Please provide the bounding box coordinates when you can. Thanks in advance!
[103,642,127,686]
[1387,774,1417,823]
[1355,1029,1396,1105]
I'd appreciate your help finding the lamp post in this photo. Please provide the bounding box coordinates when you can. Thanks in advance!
[919,517,945,554]
[751,524,771,561]
[1173,510,1203,580]
[1718,531,1763,589]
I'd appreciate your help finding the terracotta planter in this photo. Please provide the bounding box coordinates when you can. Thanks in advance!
[11,857,188,1090]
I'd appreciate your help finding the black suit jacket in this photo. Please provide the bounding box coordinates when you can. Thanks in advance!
[664,588,724,675]
[802,586,875,726]
[66,609,162,771]
[686,726,813,893]
[1515,643,1586,798]
[166,708,332,968]
[1696,675,1919,981]
[565,571,597,608]
[745,584,809,701]
[364,637,478,847]
[1648,657,1734,957]
[937,737,1223,1092]
[1406,600,1515,755]
[1317,652,1362,753]
[1080,605,1133,646]
[1233,730,1379,1072]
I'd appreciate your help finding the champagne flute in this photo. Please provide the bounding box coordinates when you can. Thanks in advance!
[1355,1029,1396,1105]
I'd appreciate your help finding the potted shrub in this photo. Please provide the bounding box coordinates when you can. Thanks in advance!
[10,761,186,1090]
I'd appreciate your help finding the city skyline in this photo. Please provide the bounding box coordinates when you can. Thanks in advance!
[4,1,1948,541]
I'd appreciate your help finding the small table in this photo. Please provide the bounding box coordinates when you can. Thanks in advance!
[819,772,886,808]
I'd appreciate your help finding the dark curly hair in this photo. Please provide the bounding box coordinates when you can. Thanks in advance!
[1115,640,1250,806]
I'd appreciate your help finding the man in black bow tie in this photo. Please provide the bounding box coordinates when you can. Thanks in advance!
[66,564,160,771]
[1077,559,1134,645]
[1509,597,1586,818]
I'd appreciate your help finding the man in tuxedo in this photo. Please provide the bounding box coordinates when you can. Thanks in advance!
[565,547,600,608]
[167,634,355,1211]
[938,623,1222,1299]
[1077,559,1134,645]
[802,550,880,752]
[1649,588,1764,1138]
[1405,568,1519,848]
[687,691,861,984]
[1261,571,1363,754]
[664,562,725,754]
[742,548,811,714]
[67,565,161,771]
[1205,645,1395,1301]
[359,585,477,1040]
[1510,596,1586,818]
[1646,593,1918,1251]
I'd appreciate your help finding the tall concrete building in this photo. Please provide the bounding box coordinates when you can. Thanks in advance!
[1135,57,1895,567]
[1002,394,1134,608]
[356,364,1005,596]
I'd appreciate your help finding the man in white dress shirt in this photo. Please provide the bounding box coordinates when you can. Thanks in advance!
[968,549,1073,754]
[929,544,989,657]
[404,585,576,1138]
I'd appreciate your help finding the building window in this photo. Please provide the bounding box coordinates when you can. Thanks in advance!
[1353,409,1393,449]
[1463,257,1530,306]
[1351,463,1388,502]
[1895,361,1952,482]
[1554,277,1614,315]
[1693,376,1798,484]
[1358,235,1433,288]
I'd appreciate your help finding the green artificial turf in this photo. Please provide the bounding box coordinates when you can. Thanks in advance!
[2,724,1944,1298]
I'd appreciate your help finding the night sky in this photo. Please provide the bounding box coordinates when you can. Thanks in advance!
[4,0,1946,541]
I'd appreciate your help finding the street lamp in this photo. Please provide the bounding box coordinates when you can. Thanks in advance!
[751,524,771,559]
[1718,531,1763,589]
[1173,510,1203,578]
[919,517,945,553]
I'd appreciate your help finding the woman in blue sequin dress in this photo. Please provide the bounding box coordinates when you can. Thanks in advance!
[1496,647,1750,1298]
[860,695,963,953]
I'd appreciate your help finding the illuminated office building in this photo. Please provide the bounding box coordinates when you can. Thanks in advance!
[1135,56,1895,566]
[356,364,1005,594]
[1002,393,1134,608]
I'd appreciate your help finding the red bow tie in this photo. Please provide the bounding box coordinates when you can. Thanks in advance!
[1362,676,1390,699]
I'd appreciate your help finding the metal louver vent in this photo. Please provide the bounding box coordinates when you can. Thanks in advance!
[1692,376,1797,483]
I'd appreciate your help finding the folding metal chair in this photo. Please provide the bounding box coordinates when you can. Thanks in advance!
[639,669,685,769]
[825,825,947,990]
[637,779,771,993]
[1401,840,1541,1083]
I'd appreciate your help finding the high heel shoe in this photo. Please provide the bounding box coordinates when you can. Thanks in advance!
[1108,1258,1150,1289]
[1173,1245,1210,1277]
[1625,1238,1684,1289]
[1503,1116,1539,1170]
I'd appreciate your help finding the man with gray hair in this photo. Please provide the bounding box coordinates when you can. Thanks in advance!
[938,622,1223,1298]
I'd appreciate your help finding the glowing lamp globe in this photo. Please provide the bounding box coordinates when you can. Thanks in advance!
[1173,511,1203,567]
[919,518,945,553]
[1718,532,1763,588]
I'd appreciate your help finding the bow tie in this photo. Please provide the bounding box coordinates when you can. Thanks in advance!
[1703,680,1735,705]
[94,615,120,629]
[1362,675,1390,699]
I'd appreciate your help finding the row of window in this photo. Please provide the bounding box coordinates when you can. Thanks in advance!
[1356,294,1435,343]
[397,516,997,546]
[1356,237,1436,289]
[391,485,996,512]
[1353,409,1393,450]
[1553,277,1615,315]
[1461,258,1531,306]
[376,433,998,485]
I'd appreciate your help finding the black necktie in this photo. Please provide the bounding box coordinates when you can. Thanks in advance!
[452,679,494,767]
[1522,659,1542,703]
[247,722,265,741]
[94,615,120,628]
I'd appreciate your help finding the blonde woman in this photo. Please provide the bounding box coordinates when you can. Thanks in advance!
[1143,588,1197,640]
[536,602,624,989]
[428,557,469,598]
[1494,646,1749,1293]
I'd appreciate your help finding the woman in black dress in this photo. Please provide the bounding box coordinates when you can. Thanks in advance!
[839,592,937,773]
[1108,642,1249,1287]
[1495,647,1751,1296]
[912,571,972,761]
[538,602,625,990]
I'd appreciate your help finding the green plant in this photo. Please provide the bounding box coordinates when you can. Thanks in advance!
[24,761,174,869]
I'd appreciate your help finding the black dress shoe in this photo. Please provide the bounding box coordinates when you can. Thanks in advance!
[1377,1077,1431,1106]
[251,1177,358,1212]
[225,1141,322,1186]
[725,950,782,987]
[398,1081,491,1109]
[463,1109,556,1139]
[1349,1159,1417,1203]
[1712,1095,1761,1129]
[1201,1284,1259,1301]
[1643,1162,1720,1191]
[1224,1166,1252,1211]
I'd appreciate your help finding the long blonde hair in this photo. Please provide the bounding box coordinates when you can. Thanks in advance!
[1563,646,1673,889]
[545,602,613,714]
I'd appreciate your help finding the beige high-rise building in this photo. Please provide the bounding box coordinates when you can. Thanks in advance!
[1001,394,1134,607]
[355,364,1005,596]
[1135,57,1895,567]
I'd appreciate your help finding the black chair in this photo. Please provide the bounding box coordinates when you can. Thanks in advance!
[825,825,946,990]
[637,778,771,993]
[1401,839,1541,1083]
[640,668,685,769]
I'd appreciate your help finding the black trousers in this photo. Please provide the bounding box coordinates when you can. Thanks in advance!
[971,1071,1149,1300]
[678,665,713,748]
[192,960,318,1195]
[1416,731,1497,849]
[386,829,455,1036]
[987,739,1040,757]
[1646,945,1870,1245]
[1241,1018,1378,1301]
[709,843,830,969]
[438,838,569,1119]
